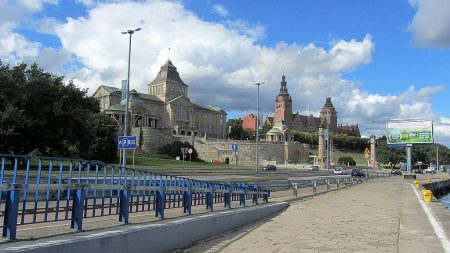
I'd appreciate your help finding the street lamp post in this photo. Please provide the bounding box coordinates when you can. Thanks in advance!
[121,28,141,168]
[252,82,265,173]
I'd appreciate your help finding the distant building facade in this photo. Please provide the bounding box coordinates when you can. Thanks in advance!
[261,75,360,137]
[93,60,227,140]
[242,114,257,130]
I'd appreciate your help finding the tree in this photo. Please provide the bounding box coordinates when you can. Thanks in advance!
[0,62,117,161]
[226,119,243,140]
[338,156,356,166]
[292,131,318,145]
[158,141,199,161]
[377,137,405,168]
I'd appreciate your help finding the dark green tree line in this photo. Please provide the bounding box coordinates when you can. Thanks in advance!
[0,62,117,161]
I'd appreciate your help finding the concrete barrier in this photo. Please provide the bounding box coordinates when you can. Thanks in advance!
[1,202,289,253]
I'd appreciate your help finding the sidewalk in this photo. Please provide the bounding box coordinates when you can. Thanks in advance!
[181,176,450,253]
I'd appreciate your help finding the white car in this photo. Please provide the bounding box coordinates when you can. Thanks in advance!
[333,167,347,175]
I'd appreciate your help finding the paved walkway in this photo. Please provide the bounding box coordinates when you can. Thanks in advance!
[181,175,450,253]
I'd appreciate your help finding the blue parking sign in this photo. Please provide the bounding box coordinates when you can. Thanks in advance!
[231,143,238,152]
[118,136,137,149]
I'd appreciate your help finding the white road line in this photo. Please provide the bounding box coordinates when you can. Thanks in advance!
[411,184,450,253]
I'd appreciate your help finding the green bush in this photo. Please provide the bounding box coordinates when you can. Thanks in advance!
[158,141,199,161]
[338,156,356,166]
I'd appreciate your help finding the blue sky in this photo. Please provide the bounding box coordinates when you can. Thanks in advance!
[1,0,450,146]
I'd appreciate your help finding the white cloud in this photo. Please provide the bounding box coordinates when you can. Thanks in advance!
[408,0,450,47]
[0,0,70,69]
[2,0,449,146]
[212,4,229,17]
[17,0,58,12]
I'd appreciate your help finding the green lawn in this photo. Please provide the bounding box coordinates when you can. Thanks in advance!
[117,151,253,170]
[310,147,369,167]
[333,148,369,166]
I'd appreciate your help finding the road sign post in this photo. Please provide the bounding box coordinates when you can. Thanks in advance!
[118,136,137,170]
[181,148,188,169]
[188,148,192,168]
[232,144,238,165]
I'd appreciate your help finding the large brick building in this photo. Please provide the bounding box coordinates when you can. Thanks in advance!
[249,75,360,136]
[93,60,227,139]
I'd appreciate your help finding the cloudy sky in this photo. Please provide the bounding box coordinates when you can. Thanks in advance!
[1,0,450,146]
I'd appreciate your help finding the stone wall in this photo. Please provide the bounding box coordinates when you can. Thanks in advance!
[131,127,174,154]
[131,127,310,165]
[191,139,309,166]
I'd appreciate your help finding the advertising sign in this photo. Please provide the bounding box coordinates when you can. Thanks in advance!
[386,120,433,144]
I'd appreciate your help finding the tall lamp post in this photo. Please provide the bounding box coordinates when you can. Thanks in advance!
[252,82,265,173]
[121,27,141,168]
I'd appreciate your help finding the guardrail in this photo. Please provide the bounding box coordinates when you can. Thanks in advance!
[0,154,269,240]
[258,172,392,194]
[261,172,392,199]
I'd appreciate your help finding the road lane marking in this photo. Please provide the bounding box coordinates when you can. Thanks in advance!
[411,184,450,253]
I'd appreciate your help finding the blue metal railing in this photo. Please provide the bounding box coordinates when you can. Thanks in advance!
[0,154,269,240]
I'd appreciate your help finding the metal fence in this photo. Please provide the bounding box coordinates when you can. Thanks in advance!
[0,154,269,240]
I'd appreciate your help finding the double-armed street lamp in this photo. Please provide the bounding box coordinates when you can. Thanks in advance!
[121,27,141,168]
[252,82,265,173]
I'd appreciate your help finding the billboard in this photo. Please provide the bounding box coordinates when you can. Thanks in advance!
[386,120,433,144]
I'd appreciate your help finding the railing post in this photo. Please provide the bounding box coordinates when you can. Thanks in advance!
[337,179,340,189]
[293,183,298,197]
[312,181,317,194]
[3,188,20,240]
[326,180,330,191]
[155,190,165,218]
[119,187,129,223]
[252,185,258,205]
[223,183,231,208]
[263,189,269,203]
[206,183,213,211]
[71,188,86,231]
[238,183,246,206]
[183,182,192,215]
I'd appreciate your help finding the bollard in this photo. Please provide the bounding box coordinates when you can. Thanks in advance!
[293,183,298,197]
[312,181,317,194]
[326,180,330,191]
[413,180,420,189]
[422,190,432,203]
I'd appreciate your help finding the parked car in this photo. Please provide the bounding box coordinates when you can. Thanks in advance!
[391,168,402,175]
[262,164,277,171]
[308,165,320,171]
[333,167,347,175]
[414,169,424,174]
[351,168,366,177]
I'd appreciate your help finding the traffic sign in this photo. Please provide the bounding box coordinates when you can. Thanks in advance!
[188,148,193,154]
[118,136,137,149]
[231,143,238,152]
[364,147,370,155]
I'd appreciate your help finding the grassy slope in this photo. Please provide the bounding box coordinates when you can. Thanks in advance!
[310,147,368,167]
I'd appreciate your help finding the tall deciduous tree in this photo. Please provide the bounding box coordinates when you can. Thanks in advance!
[0,62,117,161]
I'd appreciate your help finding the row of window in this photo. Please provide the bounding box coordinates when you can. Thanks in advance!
[150,84,186,96]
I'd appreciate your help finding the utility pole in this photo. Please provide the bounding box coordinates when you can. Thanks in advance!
[120,27,141,168]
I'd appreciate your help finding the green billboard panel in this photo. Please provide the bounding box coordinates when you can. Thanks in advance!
[386,120,433,144]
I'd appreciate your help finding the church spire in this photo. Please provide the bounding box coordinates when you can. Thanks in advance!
[279,74,288,94]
